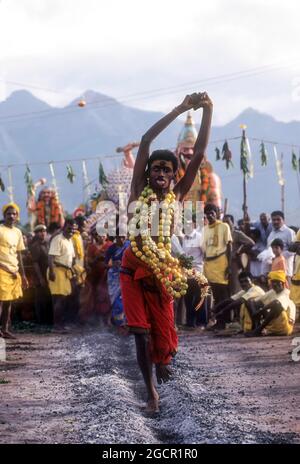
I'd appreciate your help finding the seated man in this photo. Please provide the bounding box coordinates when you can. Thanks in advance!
[245,270,296,337]
[210,271,265,331]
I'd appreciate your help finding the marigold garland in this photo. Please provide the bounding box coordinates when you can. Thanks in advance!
[129,186,209,304]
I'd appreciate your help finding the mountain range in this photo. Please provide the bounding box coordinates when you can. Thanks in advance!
[0,89,299,225]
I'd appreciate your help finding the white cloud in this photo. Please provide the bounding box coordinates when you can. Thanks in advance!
[0,0,300,123]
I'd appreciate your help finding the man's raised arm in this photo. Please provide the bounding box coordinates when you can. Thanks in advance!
[129,95,197,201]
[174,92,213,201]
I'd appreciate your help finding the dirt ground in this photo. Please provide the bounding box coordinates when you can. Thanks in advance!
[0,324,299,444]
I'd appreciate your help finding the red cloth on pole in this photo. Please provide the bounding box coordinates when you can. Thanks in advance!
[120,247,178,365]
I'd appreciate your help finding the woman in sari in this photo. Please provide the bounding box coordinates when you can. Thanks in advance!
[105,236,130,327]
[79,230,112,326]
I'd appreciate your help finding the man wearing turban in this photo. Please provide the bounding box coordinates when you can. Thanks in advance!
[0,203,28,338]
[245,270,296,336]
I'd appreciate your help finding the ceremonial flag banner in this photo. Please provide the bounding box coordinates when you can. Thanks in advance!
[240,130,250,177]
[292,150,298,170]
[260,141,268,166]
[273,146,285,186]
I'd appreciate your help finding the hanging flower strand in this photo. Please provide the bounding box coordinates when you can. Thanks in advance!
[0,173,5,192]
[222,141,234,169]
[292,150,298,171]
[129,185,209,303]
[66,164,76,183]
[260,141,268,166]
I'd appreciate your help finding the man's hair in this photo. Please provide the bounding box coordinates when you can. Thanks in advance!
[271,210,284,219]
[271,238,284,249]
[47,222,60,234]
[75,215,86,228]
[147,150,178,172]
[204,203,218,215]
[223,214,234,224]
[64,217,76,227]
[238,271,253,281]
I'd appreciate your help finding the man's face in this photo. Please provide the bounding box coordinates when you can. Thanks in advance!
[179,146,194,166]
[36,230,47,241]
[64,223,75,238]
[260,213,269,226]
[41,189,51,202]
[149,160,174,191]
[271,280,284,293]
[4,207,18,226]
[239,277,252,291]
[205,210,217,225]
[271,215,284,230]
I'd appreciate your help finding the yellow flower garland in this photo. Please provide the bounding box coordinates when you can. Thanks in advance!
[129,186,210,302]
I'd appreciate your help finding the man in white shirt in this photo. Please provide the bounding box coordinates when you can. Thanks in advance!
[173,215,207,328]
[48,218,76,331]
[266,211,295,279]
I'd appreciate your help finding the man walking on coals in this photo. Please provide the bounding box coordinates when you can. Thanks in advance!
[120,92,213,413]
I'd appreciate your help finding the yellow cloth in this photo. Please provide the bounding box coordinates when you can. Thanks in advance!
[73,264,86,286]
[47,265,73,296]
[203,221,232,258]
[0,268,22,301]
[268,270,286,283]
[240,303,253,333]
[290,272,300,305]
[2,202,20,216]
[258,288,295,335]
[49,232,75,268]
[72,231,85,267]
[0,224,25,273]
[233,285,265,333]
[265,310,294,336]
[204,253,228,284]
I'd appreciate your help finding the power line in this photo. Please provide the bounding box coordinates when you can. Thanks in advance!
[0,59,299,125]
[0,135,299,169]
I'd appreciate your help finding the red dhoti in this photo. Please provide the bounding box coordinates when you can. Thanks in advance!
[120,247,178,365]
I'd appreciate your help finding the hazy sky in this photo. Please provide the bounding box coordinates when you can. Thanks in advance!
[1,0,300,124]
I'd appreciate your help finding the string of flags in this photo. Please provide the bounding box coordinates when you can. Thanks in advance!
[0,132,300,197]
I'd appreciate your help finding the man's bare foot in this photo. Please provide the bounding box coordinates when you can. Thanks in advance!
[155,364,173,384]
[143,397,160,414]
[2,331,17,339]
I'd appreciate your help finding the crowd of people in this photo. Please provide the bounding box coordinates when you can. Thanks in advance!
[0,203,132,338]
[0,92,299,416]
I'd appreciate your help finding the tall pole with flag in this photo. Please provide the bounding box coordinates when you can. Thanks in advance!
[240,124,250,221]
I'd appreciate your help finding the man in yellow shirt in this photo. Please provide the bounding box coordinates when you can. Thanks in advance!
[289,229,300,312]
[48,218,76,331]
[0,203,28,339]
[203,203,232,309]
[245,270,295,337]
